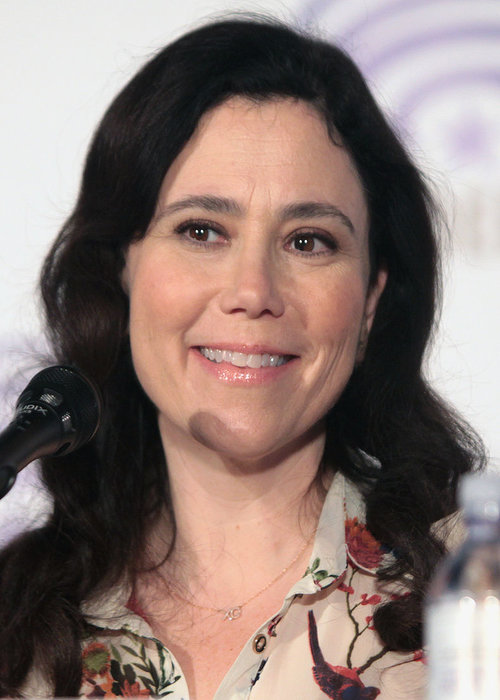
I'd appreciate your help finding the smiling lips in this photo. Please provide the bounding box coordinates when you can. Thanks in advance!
[198,346,292,368]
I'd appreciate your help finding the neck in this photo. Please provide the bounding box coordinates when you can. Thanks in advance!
[148,419,328,603]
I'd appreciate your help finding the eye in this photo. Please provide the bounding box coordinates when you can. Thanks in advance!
[288,232,337,255]
[175,220,224,244]
[293,234,316,252]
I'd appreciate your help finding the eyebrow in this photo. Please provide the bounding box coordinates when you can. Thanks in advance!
[154,194,355,234]
[279,201,354,233]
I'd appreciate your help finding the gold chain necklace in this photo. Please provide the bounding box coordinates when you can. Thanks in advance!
[173,534,314,621]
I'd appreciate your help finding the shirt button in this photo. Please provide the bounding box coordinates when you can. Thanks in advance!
[253,634,267,654]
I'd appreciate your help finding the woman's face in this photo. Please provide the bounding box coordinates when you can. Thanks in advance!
[124,98,386,462]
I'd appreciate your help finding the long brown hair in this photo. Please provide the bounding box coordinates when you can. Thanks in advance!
[0,16,484,695]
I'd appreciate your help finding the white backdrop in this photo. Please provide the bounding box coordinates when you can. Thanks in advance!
[1,0,499,538]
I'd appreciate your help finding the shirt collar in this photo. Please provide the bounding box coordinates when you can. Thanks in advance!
[287,471,392,598]
[82,578,152,637]
[82,470,390,631]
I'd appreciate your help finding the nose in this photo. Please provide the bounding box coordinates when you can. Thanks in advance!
[218,243,285,319]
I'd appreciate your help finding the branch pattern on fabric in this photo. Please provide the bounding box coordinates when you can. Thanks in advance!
[81,636,181,697]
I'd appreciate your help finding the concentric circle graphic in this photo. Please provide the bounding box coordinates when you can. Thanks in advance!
[301,0,500,182]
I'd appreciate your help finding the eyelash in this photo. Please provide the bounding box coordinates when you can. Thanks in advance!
[174,220,226,245]
[173,219,338,256]
[285,231,338,256]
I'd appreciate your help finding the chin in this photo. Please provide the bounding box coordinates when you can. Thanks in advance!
[187,410,316,465]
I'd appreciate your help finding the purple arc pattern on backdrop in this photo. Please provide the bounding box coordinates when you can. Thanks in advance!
[399,70,500,125]
[298,0,500,167]
[299,0,499,40]
[365,26,500,75]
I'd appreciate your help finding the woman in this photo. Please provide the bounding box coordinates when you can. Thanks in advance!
[0,16,484,699]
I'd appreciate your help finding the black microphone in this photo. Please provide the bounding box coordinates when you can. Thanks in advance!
[0,366,102,499]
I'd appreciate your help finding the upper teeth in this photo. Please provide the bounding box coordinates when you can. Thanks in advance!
[199,347,287,368]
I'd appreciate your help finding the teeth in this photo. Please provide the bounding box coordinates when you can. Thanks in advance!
[232,352,247,367]
[199,347,288,368]
[247,354,262,369]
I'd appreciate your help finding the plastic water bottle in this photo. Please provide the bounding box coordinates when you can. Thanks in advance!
[425,471,500,699]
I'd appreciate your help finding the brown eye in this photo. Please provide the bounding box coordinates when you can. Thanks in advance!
[293,235,315,252]
[189,226,211,241]
[174,220,225,246]
[287,232,337,256]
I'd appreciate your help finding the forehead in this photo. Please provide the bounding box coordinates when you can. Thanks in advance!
[157,97,368,233]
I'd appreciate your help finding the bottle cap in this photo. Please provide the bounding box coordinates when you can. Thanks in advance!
[459,471,500,522]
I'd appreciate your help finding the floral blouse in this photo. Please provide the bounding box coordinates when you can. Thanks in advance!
[23,473,427,698]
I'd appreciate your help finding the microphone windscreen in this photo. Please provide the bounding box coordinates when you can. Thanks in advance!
[16,366,102,454]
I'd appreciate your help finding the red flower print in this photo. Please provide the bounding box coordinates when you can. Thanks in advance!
[412,650,426,664]
[345,517,384,570]
[338,582,355,594]
[122,680,150,696]
[268,614,282,637]
[365,616,375,631]
[361,593,381,606]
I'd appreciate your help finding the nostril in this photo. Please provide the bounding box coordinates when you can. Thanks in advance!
[218,273,285,318]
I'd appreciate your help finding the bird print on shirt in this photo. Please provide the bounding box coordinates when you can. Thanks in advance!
[308,609,380,699]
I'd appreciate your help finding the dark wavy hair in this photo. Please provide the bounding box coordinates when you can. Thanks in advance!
[0,15,485,696]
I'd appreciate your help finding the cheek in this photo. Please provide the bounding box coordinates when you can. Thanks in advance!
[127,260,200,410]
[304,274,367,348]
[128,256,200,342]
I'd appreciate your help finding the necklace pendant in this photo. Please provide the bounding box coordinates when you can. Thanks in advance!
[224,606,242,621]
